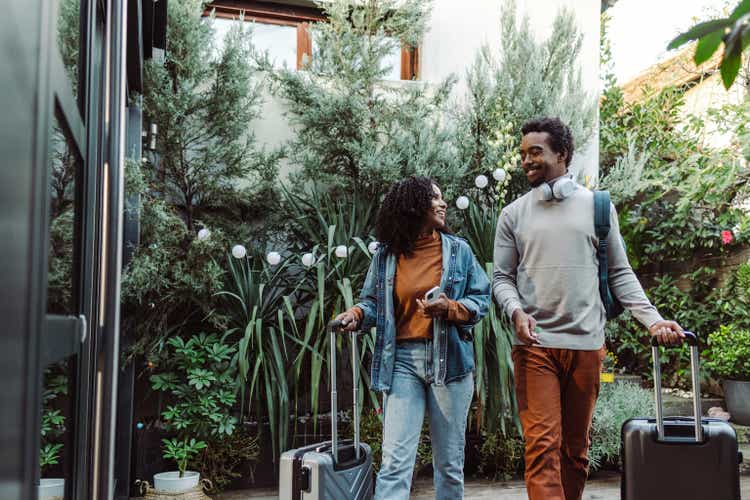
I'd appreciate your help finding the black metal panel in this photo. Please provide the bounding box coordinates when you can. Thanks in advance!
[42,316,85,366]
[71,1,105,497]
[0,1,46,498]
[127,0,144,93]
[153,0,168,50]
[94,0,128,496]
[113,360,135,499]
[142,0,154,60]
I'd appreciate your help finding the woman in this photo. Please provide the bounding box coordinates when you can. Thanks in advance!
[335,176,491,500]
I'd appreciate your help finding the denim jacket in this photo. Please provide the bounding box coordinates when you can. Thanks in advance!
[355,232,491,393]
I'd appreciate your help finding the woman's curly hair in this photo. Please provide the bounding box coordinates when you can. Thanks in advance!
[375,176,446,257]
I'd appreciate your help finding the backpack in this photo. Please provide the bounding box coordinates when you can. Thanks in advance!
[594,190,624,320]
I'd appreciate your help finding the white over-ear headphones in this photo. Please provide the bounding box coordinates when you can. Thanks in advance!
[536,176,576,201]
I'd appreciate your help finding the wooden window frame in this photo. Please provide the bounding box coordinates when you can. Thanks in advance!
[400,45,419,81]
[206,1,420,79]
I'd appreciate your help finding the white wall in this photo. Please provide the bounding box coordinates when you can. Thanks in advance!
[252,0,601,181]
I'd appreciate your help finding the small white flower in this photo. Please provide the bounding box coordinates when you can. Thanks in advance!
[301,252,315,267]
[368,241,380,254]
[231,244,247,259]
[733,224,741,237]
[492,168,507,182]
[475,175,489,189]
[335,245,348,258]
[456,196,470,210]
[197,228,211,240]
[266,251,281,266]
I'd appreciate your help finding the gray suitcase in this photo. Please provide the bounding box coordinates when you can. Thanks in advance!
[621,331,743,500]
[279,320,374,500]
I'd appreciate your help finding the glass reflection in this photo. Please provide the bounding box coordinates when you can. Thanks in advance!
[47,116,79,316]
[56,0,82,108]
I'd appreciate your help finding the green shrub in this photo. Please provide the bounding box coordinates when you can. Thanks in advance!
[704,325,750,381]
[589,382,654,471]
[188,429,260,492]
[150,333,239,476]
[475,427,525,481]
[353,409,383,471]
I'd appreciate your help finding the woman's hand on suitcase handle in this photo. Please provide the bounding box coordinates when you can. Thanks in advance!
[333,311,360,332]
[648,320,684,346]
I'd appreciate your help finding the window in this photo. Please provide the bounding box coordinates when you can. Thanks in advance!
[207,1,420,79]
[207,1,322,70]
[213,17,298,69]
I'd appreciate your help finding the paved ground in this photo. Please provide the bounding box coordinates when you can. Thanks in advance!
[217,471,750,499]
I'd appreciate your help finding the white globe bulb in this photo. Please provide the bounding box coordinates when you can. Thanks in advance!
[456,196,470,210]
[266,251,281,266]
[231,244,247,259]
[493,168,507,182]
[475,175,489,189]
[197,228,211,240]
[301,252,315,267]
[368,241,380,254]
[335,245,348,258]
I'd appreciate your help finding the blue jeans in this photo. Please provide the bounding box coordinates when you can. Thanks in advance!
[375,340,474,500]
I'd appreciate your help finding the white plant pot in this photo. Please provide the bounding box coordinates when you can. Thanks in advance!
[153,471,200,493]
[38,478,65,499]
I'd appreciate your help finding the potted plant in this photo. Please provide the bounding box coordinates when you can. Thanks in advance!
[705,325,750,425]
[39,442,64,499]
[39,368,67,499]
[149,332,238,494]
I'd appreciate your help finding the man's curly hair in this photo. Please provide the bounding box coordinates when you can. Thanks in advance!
[521,117,575,167]
[375,176,445,257]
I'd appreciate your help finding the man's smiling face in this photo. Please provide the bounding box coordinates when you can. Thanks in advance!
[519,131,567,187]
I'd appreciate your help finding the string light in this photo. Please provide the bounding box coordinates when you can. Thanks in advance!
[493,168,506,182]
[231,244,247,259]
[267,251,281,265]
[335,245,348,258]
[302,252,315,267]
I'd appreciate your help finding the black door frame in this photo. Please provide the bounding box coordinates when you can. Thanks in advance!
[0,0,129,498]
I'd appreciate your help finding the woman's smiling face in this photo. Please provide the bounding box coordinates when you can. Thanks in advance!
[423,183,447,231]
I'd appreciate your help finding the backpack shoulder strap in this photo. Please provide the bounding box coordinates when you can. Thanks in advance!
[594,190,611,240]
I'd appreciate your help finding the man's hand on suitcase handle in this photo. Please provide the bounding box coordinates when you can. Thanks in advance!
[648,320,685,347]
[333,311,359,332]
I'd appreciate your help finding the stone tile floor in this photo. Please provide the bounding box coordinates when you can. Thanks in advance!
[216,471,750,499]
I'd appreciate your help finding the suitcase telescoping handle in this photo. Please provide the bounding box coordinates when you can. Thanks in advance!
[328,319,362,466]
[651,331,702,442]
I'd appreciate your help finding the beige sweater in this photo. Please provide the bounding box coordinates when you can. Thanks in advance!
[492,184,662,350]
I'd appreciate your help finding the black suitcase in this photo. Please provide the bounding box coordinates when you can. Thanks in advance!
[621,331,743,500]
[278,321,374,500]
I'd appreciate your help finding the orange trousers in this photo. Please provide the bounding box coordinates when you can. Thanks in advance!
[512,346,604,500]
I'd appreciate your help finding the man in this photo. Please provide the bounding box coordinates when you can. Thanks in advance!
[492,117,684,500]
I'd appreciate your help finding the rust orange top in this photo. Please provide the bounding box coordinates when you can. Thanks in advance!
[350,231,471,341]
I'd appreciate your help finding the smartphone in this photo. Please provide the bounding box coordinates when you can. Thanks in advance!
[424,286,441,303]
